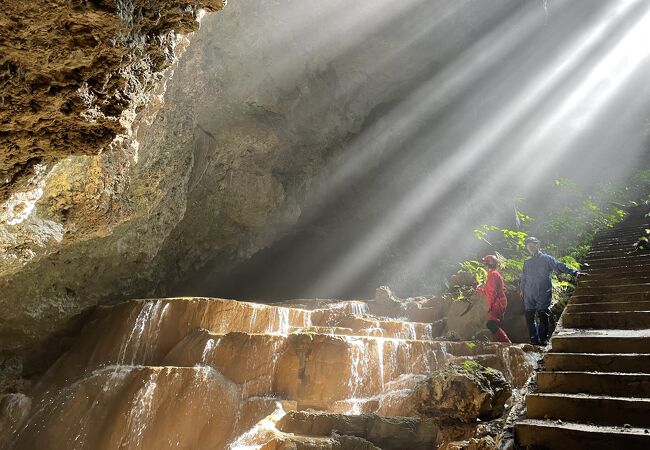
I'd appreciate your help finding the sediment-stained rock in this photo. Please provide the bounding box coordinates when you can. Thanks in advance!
[409,363,512,422]
[276,411,439,450]
[1,297,539,449]
[6,366,246,450]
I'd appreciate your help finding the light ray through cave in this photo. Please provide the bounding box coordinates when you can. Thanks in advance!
[306,0,649,297]
[300,0,557,216]
[187,0,650,300]
[397,0,650,284]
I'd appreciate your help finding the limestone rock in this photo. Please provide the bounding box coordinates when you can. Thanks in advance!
[446,294,491,341]
[438,436,498,450]
[6,366,245,450]
[0,0,225,202]
[1,297,539,449]
[277,411,439,450]
[410,363,512,422]
[0,393,31,439]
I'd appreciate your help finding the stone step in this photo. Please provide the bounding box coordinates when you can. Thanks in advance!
[565,300,650,313]
[590,238,646,247]
[591,237,646,246]
[574,284,650,295]
[544,353,650,373]
[515,419,650,450]
[537,371,650,397]
[551,329,650,353]
[582,256,650,268]
[562,311,650,329]
[584,265,650,276]
[584,250,648,260]
[587,247,645,257]
[571,292,650,303]
[593,230,650,241]
[580,266,650,281]
[526,393,650,427]
[586,253,645,262]
[579,276,650,287]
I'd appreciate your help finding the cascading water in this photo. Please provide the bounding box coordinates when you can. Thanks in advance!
[273,308,290,335]
[376,339,385,389]
[200,337,222,366]
[349,301,369,316]
[117,300,169,365]
[346,338,371,414]
[120,372,159,449]
[228,402,286,450]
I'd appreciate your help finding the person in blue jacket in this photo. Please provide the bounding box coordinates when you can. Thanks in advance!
[520,236,586,345]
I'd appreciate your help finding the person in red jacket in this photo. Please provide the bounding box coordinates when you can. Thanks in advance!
[475,255,512,343]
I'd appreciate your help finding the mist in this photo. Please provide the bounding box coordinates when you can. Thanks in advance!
[172,0,650,301]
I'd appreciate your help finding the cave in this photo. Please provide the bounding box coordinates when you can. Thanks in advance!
[1,0,650,448]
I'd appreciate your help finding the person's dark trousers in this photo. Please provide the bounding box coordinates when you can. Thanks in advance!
[537,309,550,344]
[525,309,550,345]
[525,309,539,344]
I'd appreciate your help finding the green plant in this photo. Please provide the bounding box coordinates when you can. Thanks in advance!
[458,260,487,285]
[462,359,479,372]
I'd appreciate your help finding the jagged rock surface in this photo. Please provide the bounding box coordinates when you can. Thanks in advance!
[0,0,225,376]
[0,0,224,203]
[410,363,511,422]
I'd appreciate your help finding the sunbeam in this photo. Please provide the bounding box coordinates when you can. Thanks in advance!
[306,0,643,296]
[396,0,650,284]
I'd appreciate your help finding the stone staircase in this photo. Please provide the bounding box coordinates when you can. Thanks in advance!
[515,205,650,450]
[1,294,539,449]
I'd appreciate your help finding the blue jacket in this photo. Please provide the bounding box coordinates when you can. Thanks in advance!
[520,252,578,310]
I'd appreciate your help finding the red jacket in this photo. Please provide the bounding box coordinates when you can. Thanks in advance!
[476,269,508,322]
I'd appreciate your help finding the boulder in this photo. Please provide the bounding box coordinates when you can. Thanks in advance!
[445,294,491,341]
[410,363,512,422]
[276,410,439,450]
[438,437,498,450]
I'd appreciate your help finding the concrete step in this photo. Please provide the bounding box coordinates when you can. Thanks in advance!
[537,371,650,397]
[515,419,650,450]
[591,237,646,246]
[584,251,649,262]
[591,238,647,247]
[571,292,650,303]
[582,256,650,268]
[562,311,650,329]
[580,270,650,280]
[587,239,647,250]
[587,249,645,259]
[579,276,650,287]
[589,249,644,258]
[526,393,650,427]
[596,228,649,237]
[574,284,650,296]
[584,265,650,276]
[544,353,650,373]
[565,300,650,313]
[551,329,650,353]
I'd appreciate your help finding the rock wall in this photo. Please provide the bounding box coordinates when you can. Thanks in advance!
[1,0,223,383]
[0,0,520,381]
[0,0,224,204]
